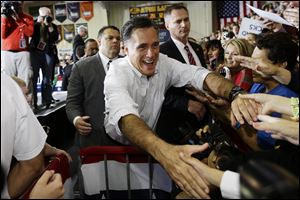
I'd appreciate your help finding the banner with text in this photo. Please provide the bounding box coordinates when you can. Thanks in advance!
[80,2,94,21]
[63,24,75,43]
[67,2,80,23]
[238,17,265,38]
[55,4,67,23]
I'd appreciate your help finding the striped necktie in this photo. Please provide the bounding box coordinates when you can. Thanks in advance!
[184,45,196,65]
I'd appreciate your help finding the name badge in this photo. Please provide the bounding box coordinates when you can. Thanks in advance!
[19,38,27,49]
[37,41,46,51]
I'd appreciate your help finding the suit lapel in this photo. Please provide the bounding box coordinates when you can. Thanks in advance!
[169,39,186,64]
[95,53,105,75]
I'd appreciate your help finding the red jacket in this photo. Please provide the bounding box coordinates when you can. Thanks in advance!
[1,13,34,51]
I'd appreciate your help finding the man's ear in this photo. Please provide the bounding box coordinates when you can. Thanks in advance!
[97,39,101,47]
[280,61,288,69]
[124,46,129,55]
[165,21,170,30]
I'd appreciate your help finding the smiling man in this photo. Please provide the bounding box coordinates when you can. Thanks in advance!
[103,16,246,198]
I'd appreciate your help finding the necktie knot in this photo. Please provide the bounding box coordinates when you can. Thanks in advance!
[107,60,112,70]
[184,45,190,52]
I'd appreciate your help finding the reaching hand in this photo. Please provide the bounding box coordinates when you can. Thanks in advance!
[239,93,292,116]
[185,86,211,104]
[29,170,64,199]
[75,116,92,135]
[230,95,259,127]
[188,100,206,121]
[186,86,229,107]
[253,115,299,145]
[179,144,224,189]
[234,55,276,77]
[158,143,211,199]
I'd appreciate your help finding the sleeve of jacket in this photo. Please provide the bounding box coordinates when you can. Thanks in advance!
[65,63,84,123]
[1,16,9,39]
[21,15,34,37]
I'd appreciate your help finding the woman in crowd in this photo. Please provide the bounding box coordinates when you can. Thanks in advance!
[206,39,224,71]
[222,38,254,91]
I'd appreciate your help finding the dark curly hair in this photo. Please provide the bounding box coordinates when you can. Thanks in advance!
[256,32,298,71]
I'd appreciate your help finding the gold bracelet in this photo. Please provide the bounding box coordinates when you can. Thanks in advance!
[290,97,299,121]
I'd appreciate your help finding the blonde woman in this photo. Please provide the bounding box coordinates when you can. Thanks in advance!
[222,38,254,91]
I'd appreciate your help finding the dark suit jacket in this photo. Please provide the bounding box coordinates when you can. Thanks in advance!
[66,54,120,147]
[72,34,85,62]
[156,39,208,144]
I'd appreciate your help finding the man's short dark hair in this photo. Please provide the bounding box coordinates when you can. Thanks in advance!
[84,38,97,48]
[121,16,158,42]
[256,32,298,71]
[164,4,188,17]
[97,25,120,39]
[75,45,85,58]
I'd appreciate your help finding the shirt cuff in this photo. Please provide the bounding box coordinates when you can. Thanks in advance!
[105,109,139,145]
[73,116,81,126]
[220,170,240,199]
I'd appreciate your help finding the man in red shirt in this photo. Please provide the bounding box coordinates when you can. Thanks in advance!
[1,1,34,88]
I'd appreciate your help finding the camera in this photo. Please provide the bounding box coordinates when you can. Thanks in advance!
[219,66,230,78]
[43,15,53,24]
[1,1,21,17]
[178,122,235,161]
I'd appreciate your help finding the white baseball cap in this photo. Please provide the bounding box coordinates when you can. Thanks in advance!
[39,7,51,17]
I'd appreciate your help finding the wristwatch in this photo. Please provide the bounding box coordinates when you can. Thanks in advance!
[229,86,245,102]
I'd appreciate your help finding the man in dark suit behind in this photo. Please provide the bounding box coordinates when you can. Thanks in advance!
[72,26,87,63]
[66,26,121,147]
[156,5,209,144]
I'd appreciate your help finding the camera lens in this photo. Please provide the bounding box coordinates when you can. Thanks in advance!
[219,68,226,77]
[45,16,53,23]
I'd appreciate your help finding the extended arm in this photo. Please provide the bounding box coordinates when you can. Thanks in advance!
[119,114,210,199]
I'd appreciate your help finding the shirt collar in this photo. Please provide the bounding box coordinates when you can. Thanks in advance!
[171,36,193,51]
[99,52,115,66]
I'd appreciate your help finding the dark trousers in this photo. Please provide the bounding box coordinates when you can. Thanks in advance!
[30,50,54,106]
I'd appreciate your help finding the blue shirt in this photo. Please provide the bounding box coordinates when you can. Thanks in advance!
[250,83,299,150]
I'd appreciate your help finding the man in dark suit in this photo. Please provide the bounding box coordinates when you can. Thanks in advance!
[72,26,87,63]
[156,5,208,144]
[66,26,121,147]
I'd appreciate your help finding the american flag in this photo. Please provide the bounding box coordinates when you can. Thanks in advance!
[217,1,259,30]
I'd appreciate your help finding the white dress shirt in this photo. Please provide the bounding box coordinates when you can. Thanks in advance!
[171,36,202,67]
[220,170,240,199]
[99,52,116,74]
[104,53,210,144]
